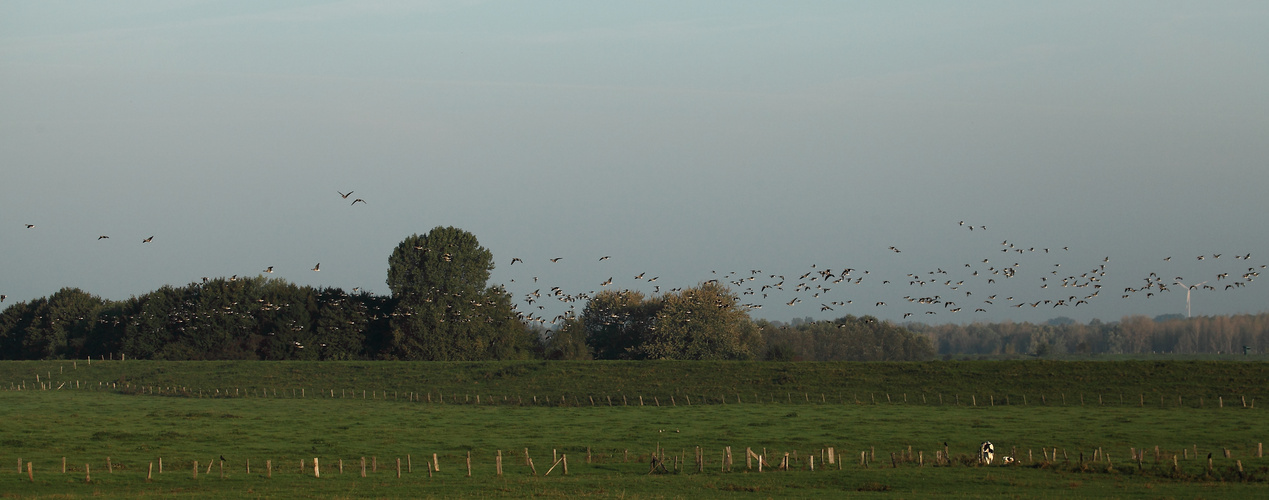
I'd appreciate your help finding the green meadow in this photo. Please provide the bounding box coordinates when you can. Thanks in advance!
[2,360,1267,498]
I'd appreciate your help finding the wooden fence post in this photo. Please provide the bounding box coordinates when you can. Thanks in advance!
[85,464,90,483]
[360,457,366,477]
[496,450,503,476]
[267,459,272,478]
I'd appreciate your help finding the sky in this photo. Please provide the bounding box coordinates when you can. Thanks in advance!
[2,1,1267,326]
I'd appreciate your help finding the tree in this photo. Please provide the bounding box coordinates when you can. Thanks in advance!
[544,317,592,360]
[386,227,529,360]
[584,283,761,360]
[0,301,36,359]
[21,288,109,359]
[757,315,934,361]
[583,289,655,360]
[635,281,761,360]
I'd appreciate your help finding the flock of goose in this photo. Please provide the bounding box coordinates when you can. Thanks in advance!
[6,194,1264,330]
[498,221,1264,328]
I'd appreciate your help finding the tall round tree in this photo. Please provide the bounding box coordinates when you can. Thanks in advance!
[387,226,527,360]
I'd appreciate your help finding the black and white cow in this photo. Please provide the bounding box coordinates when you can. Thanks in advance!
[979,441,995,464]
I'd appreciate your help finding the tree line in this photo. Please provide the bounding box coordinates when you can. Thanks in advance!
[908,314,1269,357]
[0,226,947,362]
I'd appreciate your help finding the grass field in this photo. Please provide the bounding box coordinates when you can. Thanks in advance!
[3,360,1267,498]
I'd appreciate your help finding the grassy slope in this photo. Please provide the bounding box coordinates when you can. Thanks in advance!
[3,359,1268,404]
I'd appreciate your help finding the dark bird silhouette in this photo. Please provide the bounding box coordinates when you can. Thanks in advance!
[550,257,563,263]
[599,256,611,261]
[143,236,154,243]
[24,224,35,228]
[350,198,366,205]
[338,190,353,199]
[97,235,109,240]
[311,263,320,272]
[510,257,523,265]
[263,266,274,273]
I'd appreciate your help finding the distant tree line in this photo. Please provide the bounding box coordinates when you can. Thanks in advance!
[757,316,937,361]
[1,226,940,362]
[907,314,1269,357]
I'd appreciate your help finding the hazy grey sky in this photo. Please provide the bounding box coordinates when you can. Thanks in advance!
[3,1,1267,325]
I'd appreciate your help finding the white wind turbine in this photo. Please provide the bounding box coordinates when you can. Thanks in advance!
[1173,280,1207,318]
